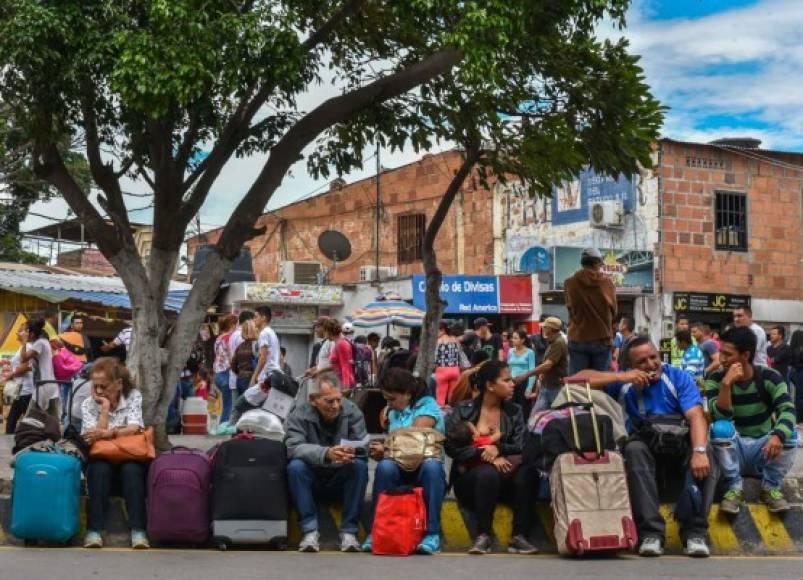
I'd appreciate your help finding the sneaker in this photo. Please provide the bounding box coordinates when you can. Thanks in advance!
[468,533,493,555]
[299,530,320,553]
[131,529,150,550]
[720,489,744,515]
[508,534,538,555]
[340,532,360,553]
[83,530,103,549]
[416,533,441,555]
[361,534,373,553]
[638,536,663,557]
[761,488,791,513]
[683,536,709,558]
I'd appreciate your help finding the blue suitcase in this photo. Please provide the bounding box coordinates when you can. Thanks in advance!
[11,452,82,543]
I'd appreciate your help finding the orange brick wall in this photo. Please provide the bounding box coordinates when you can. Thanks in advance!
[187,150,496,283]
[659,140,803,300]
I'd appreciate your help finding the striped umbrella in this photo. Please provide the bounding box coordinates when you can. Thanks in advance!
[350,298,425,328]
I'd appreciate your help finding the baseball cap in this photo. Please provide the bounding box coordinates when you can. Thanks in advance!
[542,317,563,331]
[473,317,491,329]
[581,247,603,260]
[342,322,355,335]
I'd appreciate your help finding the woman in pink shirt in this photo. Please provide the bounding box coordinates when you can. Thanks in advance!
[324,319,355,389]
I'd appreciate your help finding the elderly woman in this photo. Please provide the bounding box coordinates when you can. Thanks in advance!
[81,357,149,550]
[363,368,446,555]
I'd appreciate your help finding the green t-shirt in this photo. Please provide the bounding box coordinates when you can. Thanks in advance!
[542,335,568,390]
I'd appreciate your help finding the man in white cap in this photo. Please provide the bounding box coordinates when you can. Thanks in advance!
[564,247,617,374]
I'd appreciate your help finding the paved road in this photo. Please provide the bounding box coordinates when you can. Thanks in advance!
[2,548,802,580]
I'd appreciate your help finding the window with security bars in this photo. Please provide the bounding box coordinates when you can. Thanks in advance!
[714,191,748,251]
[397,213,426,264]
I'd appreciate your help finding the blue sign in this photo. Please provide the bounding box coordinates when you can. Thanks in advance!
[551,168,635,225]
[412,275,499,314]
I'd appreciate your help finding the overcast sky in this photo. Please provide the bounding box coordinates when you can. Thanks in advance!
[22,0,803,253]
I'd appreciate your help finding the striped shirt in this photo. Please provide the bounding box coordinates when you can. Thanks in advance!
[705,366,797,443]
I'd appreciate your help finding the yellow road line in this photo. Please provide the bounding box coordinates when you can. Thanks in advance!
[746,504,796,552]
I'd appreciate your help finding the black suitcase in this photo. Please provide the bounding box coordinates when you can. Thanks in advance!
[212,438,288,549]
[524,410,616,472]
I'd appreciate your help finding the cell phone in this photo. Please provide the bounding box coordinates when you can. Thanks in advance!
[354,447,367,457]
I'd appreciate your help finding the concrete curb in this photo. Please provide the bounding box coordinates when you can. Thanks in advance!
[1,494,801,554]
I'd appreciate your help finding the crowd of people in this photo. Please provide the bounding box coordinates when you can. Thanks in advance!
[3,246,803,557]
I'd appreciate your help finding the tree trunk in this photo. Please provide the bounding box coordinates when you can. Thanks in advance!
[414,144,481,381]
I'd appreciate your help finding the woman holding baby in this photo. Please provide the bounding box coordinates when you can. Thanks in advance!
[444,360,540,556]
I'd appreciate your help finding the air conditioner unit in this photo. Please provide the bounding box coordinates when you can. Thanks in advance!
[359,265,398,282]
[280,261,322,285]
[589,200,625,228]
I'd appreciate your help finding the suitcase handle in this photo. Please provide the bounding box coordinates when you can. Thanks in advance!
[563,380,603,458]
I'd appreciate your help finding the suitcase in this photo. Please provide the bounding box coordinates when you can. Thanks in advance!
[147,447,212,544]
[11,451,81,543]
[211,438,288,550]
[524,409,616,472]
[549,379,637,556]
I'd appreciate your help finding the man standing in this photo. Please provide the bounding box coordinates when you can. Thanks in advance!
[564,247,617,374]
[516,317,568,411]
[733,306,768,367]
[469,318,503,362]
[576,337,716,558]
[60,313,93,363]
[670,317,693,367]
[250,306,281,387]
[615,316,637,371]
[285,374,369,553]
[768,326,793,380]
[706,326,796,514]
[675,330,705,383]
[305,317,332,379]
[691,322,720,376]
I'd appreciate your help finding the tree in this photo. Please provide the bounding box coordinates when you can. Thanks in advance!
[0,1,661,446]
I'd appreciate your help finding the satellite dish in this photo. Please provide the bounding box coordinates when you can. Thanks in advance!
[318,230,352,262]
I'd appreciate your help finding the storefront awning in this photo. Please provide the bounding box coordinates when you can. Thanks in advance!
[0,285,189,313]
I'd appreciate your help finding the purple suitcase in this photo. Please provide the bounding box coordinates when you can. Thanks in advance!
[147,447,212,544]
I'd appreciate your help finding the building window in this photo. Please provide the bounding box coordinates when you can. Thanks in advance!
[715,191,748,251]
[397,213,426,264]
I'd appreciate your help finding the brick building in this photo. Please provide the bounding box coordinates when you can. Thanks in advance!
[657,138,803,333]
[187,149,497,286]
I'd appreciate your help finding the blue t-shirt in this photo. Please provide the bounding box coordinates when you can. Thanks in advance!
[613,332,623,349]
[507,347,536,391]
[604,364,703,432]
[388,395,445,434]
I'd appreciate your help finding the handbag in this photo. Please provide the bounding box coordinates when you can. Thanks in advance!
[89,427,156,464]
[631,414,690,457]
[52,348,83,382]
[371,486,427,556]
[384,427,444,472]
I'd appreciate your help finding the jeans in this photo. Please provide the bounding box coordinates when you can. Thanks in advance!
[622,440,718,542]
[532,386,560,413]
[370,459,446,535]
[713,433,797,491]
[568,340,612,375]
[287,458,369,534]
[236,376,251,397]
[86,460,147,532]
[59,382,71,422]
[452,463,539,537]
[215,371,233,423]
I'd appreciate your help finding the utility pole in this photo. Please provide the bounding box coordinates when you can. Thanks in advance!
[375,141,381,284]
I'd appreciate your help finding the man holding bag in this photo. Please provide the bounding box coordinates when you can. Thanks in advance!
[575,336,717,559]
[285,373,369,554]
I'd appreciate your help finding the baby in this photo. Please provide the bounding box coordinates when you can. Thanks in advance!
[447,421,502,473]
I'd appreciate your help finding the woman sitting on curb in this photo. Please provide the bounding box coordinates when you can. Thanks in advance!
[445,360,539,555]
[81,357,149,550]
[363,368,446,554]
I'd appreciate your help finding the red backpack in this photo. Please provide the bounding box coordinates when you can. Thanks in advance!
[371,486,426,556]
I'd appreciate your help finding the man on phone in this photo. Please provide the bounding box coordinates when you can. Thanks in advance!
[285,373,369,554]
[706,326,796,515]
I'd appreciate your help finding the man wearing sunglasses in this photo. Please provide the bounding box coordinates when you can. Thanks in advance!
[285,373,369,554]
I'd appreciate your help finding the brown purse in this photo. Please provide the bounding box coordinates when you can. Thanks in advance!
[89,427,156,464]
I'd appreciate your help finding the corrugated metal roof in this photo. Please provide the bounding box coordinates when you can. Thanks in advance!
[0,267,191,294]
[0,285,189,312]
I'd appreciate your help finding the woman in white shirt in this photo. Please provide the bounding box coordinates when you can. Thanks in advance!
[18,318,60,419]
[4,326,34,434]
[81,357,149,550]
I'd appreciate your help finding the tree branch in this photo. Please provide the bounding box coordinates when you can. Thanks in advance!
[302,0,365,51]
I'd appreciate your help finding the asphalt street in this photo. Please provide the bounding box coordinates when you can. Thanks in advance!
[2,548,802,580]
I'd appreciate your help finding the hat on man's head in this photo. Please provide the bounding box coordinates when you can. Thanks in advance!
[473,317,491,329]
[581,247,603,260]
[542,317,563,331]
[342,322,355,335]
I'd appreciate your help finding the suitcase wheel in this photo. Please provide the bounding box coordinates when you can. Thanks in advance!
[217,542,228,551]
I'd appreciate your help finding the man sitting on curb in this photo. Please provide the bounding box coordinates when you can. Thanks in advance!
[285,373,369,553]
[705,326,797,514]
[575,337,717,559]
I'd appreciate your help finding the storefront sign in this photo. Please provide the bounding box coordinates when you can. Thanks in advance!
[244,283,342,305]
[412,275,532,315]
[553,247,654,294]
[672,292,750,314]
[552,169,635,225]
